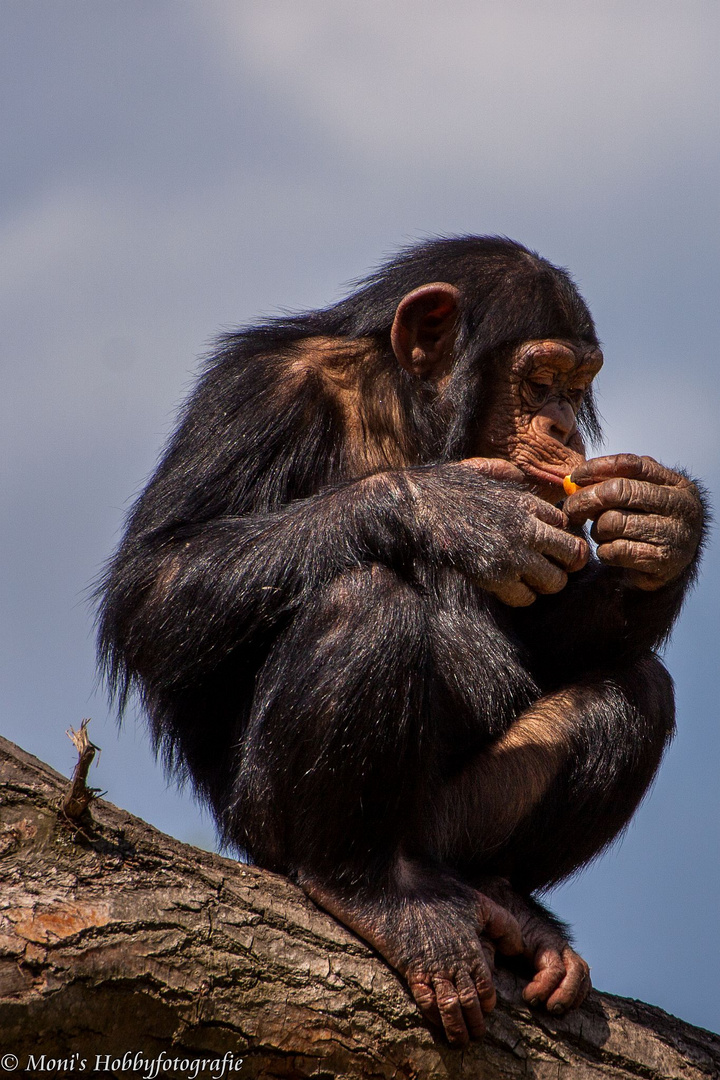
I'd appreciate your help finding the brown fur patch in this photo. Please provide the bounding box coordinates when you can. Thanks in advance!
[151,553,183,602]
[426,689,583,860]
[287,337,417,474]
[486,690,579,806]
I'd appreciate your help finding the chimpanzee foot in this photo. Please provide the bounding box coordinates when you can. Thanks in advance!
[300,873,523,1047]
[522,940,590,1014]
[475,880,591,1014]
[403,891,524,1046]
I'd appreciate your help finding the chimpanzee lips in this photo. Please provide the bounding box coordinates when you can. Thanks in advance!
[520,461,576,490]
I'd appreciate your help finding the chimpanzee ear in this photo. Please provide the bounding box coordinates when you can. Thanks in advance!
[390,282,461,379]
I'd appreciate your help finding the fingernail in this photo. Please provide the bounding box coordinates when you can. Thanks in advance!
[551,1004,565,1015]
[528,997,540,1008]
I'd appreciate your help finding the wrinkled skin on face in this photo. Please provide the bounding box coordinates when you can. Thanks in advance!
[476,339,604,502]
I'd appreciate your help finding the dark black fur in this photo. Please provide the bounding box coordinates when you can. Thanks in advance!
[97,236,698,902]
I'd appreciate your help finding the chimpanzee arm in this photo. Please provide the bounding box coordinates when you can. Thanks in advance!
[97,464,586,698]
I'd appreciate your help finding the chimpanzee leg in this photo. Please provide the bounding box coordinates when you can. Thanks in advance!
[231,563,535,879]
[231,564,429,877]
[412,653,674,886]
[487,654,676,894]
[230,563,533,1047]
[414,652,674,1014]
[474,654,673,1015]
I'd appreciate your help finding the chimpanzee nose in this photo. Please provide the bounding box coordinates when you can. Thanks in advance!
[540,398,577,444]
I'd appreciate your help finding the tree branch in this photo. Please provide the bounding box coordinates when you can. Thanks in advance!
[59,719,101,825]
[1,733,718,1079]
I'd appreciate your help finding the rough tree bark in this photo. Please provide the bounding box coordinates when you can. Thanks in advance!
[1,734,718,1080]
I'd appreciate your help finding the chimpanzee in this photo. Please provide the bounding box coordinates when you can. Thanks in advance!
[98,236,706,1047]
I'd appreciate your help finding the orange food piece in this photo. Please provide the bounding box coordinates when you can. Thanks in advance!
[563,475,579,496]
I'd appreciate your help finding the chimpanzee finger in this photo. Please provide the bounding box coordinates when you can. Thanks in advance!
[569,453,686,488]
[565,477,690,526]
[476,895,524,956]
[432,976,472,1047]
[532,520,589,573]
[521,553,568,596]
[407,974,442,1029]
[522,947,567,1007]
[491,578,538,607]
[569,964,593,1011]
[591,510,681,547]
[595,538,667,574]
[527,498,569,531]
[471,955,498,1015]
[457,969,490,1037]
[408,976,442,1032]
[462,456,527,485]
[545,949,592,1015]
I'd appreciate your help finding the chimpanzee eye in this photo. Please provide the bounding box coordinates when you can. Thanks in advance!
[524,379,551,405]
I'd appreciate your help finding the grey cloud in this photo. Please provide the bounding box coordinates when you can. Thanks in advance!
[206,1,718,183]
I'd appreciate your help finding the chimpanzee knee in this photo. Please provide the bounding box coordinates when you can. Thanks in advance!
[489,653,676,891]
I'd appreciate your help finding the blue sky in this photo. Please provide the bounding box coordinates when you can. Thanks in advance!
[1,0,718,1033]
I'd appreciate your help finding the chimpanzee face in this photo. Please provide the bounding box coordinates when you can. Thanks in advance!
[476,339,603,500]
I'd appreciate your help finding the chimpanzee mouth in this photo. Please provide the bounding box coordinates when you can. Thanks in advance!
[522,463,569,489]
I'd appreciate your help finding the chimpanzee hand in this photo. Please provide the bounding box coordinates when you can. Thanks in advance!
[564,454,704,590]
[407,457,589,606]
